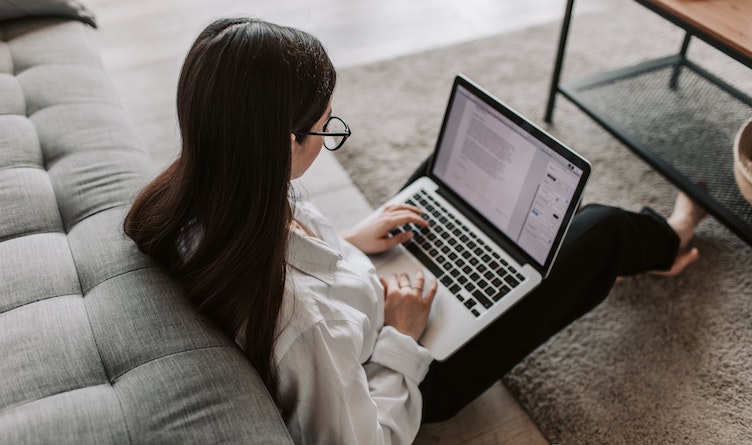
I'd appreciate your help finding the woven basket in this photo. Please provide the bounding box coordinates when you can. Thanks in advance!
[734,117,752,205]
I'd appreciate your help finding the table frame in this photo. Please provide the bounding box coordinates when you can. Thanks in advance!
[545,0,752,245]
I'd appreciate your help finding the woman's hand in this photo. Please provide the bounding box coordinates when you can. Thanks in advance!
[381,270,438,342]
[340,204,428,254]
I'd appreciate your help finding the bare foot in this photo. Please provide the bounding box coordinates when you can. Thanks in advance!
[652,193,707,276]
[666,192,708,251]
[650,247,700,277]
[616,193,707,282]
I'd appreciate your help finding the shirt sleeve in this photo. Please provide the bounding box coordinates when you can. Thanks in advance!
[277,319,433,445]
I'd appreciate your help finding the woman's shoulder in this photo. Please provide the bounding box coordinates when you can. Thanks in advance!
[292,198,342,243]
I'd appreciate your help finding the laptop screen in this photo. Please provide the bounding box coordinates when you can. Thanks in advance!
[431,77,588,271]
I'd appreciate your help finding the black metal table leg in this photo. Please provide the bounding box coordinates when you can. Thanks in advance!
[669,32,692,89]
[544,0,576,123]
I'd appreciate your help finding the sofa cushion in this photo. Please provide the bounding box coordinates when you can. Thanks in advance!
[0,73,23,113]
[2,386,129,444]
[0,0,96,28]
[0,233,80,312]
[0,168,63,240]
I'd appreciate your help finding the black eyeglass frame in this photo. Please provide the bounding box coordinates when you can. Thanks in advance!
[294,116,351,151]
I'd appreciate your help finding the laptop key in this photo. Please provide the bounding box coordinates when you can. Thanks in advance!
[492,285,511,302]
[440,275,454,287]
[404,242,443,277]
[504,275,519,288]
[472,290,493,309]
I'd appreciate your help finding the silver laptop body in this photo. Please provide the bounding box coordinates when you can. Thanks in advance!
[362,74,591,360]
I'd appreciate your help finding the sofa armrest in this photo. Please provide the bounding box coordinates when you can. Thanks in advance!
[0,0,96,28]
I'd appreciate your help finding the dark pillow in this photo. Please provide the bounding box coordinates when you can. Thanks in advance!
[0,0,96,28]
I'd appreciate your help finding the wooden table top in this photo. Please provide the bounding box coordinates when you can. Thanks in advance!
[640,0,752,64]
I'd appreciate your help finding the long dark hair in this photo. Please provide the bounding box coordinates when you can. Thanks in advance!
[124,17,336,400]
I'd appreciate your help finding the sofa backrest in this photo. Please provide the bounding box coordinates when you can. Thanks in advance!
[0,14,292,444]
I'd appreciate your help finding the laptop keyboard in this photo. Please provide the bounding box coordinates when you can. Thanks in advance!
[390,189,527,318]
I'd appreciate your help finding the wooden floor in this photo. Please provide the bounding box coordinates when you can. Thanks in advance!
[82,0,595,443]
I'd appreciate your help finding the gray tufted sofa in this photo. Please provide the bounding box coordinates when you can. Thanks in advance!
[0,1,293,443]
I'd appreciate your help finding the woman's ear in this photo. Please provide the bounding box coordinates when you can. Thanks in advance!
[291,133,302,151]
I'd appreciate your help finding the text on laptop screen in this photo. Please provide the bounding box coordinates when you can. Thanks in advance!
[432,85,584,265]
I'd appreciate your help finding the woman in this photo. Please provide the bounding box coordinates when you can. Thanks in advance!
[124,17,706,444]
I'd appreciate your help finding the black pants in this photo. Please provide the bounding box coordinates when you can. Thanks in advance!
[405,158,680,422]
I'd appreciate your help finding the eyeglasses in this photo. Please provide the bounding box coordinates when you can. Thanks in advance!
[294,116,351,151]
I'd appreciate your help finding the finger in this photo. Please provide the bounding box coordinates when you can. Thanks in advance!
[383,212,429,229]
[414,270,425,291]
[399,273,411,288]
[386,229,414,242]
[387,274,400,290]
[424,278,439,305]
[380,231,414,251]
[384,204,424,215]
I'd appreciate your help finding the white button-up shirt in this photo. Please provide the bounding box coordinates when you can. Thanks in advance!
[273,200,433,445]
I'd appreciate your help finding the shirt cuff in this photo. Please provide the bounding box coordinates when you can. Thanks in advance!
[370,326,433,383]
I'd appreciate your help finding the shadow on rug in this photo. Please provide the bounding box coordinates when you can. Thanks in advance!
[334,1,752,443]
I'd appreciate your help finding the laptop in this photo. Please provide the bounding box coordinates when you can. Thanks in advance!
[362,74,591,361]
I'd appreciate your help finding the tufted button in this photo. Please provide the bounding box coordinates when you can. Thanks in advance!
[0,115,43,169]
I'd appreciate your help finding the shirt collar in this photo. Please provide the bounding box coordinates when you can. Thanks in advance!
[287,230,342,285]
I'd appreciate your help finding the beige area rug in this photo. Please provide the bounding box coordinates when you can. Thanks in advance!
[334,1,752,443]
